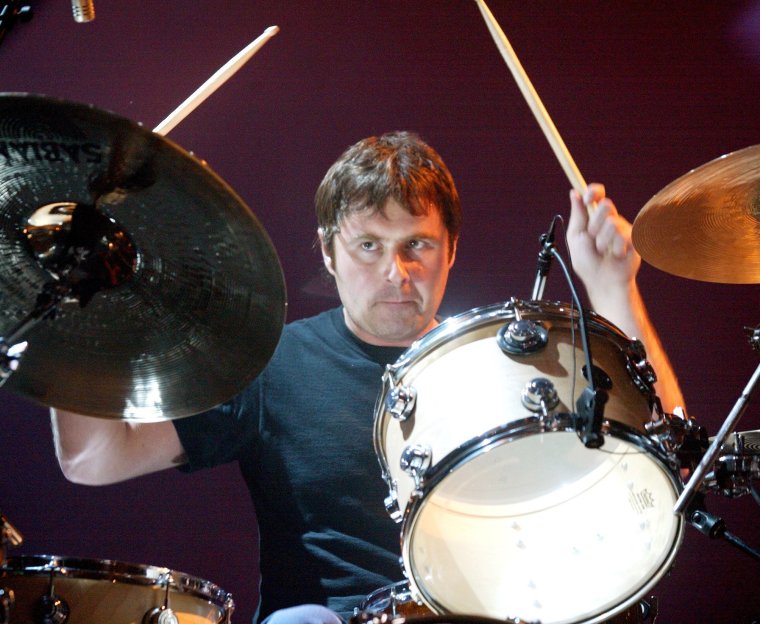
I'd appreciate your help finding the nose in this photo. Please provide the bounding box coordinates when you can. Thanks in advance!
[385,251,411,286]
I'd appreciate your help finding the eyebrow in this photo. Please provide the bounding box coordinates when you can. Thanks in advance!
[348,231,441,244]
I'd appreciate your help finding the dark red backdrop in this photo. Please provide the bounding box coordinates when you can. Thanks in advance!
[1,1,758,622]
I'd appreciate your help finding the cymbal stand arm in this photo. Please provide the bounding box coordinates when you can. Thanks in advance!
[0,281,67,384]
[674,361,760,514]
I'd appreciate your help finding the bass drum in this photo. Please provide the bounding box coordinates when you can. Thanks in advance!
[374,300,683,624]
[0,555,234,624]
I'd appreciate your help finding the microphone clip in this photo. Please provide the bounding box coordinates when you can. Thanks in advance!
[575,386,607,448]
[531,216,559,300]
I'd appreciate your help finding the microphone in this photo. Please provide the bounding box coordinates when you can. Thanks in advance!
[71,0,95,23]
[530,216,558,300]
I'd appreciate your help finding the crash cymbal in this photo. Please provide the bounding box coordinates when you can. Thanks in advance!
[632,144,760,284]
[0,93,286,420]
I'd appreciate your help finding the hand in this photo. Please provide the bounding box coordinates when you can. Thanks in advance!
[566,183,641,299]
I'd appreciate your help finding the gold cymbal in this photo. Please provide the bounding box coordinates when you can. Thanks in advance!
[632,144,760,284]
[0,93,286,420]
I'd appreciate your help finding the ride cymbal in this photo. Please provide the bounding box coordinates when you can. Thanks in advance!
[632,144,760,284]
[0,93,286,420]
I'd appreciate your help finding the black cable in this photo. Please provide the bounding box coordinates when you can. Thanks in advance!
[549,245,596,397]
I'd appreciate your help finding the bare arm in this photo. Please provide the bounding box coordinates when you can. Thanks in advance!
[566,184,685,414]
[50,408,186,485]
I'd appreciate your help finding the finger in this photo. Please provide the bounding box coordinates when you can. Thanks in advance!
[567,188,588,236]
[587,198,613,237]
[597,213,633,258]
[594,216,620,254]
[583,182,606,207]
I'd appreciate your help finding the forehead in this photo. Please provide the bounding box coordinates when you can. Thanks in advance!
[340,198,447,238]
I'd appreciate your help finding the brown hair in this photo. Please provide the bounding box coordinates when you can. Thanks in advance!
[315,131,461,256]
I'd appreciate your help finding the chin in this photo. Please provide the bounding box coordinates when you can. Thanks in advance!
[376,321,428,346]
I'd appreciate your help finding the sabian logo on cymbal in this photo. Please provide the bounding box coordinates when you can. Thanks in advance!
[0,140,103,164]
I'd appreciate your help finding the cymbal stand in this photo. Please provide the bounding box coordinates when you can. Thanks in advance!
[673,328,760,562]
[0,282,67,385]
[675,361,760,516]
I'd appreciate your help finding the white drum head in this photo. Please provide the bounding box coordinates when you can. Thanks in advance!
[403,429,683,624]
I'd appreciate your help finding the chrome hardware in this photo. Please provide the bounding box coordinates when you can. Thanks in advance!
[33,592,69,624]
[626,338,658,394]
[386,385,416,421]
[400,444,432,486]
[704,430,760,498]
[497,315,549,355]
[383,490,403,523]
[143,608,178,624]
[521,378,559,415]
[706,454,760,498]
[646,406,701,452]
[143,573,178,624]
[32,568,70,624]
[222,595,235,624]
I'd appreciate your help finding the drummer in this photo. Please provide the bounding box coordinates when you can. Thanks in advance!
[51,131,684,624]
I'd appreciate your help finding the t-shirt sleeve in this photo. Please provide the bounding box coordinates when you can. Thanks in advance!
[173,377,262,470]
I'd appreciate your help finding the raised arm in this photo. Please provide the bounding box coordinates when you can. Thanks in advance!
[50,408,186,485]
[566,184,685,413]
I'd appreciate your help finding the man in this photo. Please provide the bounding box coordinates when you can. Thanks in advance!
[52,132,684,624]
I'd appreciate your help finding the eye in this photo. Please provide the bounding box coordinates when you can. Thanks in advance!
[360,240,378,251]
[408,239,426,250]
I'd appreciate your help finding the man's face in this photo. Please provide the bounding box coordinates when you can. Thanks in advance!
[320,198,457,347]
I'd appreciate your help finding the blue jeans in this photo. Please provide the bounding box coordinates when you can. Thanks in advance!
[260,604,345,624]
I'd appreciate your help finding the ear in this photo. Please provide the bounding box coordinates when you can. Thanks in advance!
[448,236,458,268]
[318,228,336,276]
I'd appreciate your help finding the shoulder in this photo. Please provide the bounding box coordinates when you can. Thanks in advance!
[267,306,371,371]
[279,307,344,344]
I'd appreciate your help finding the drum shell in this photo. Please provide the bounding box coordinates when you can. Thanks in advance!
[374,300,656,517]
[0,555,233,624]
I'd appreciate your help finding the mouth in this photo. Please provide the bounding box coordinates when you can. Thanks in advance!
[374,300,421,312]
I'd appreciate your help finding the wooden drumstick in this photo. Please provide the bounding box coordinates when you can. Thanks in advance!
[474,0,593,212]
[153,25,280,136]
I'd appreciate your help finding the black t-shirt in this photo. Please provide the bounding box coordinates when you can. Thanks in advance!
[174,307,407,620]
